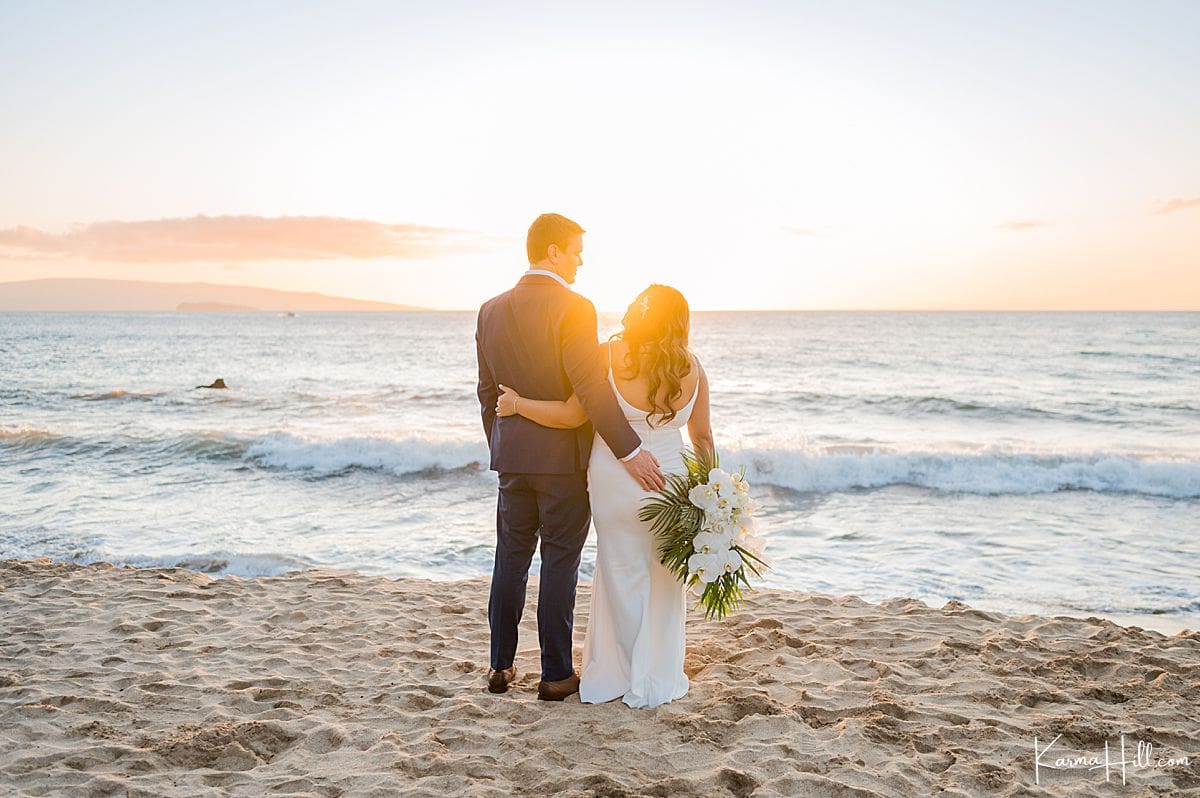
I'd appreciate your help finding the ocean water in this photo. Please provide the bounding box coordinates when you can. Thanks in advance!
[1,311,1197,631]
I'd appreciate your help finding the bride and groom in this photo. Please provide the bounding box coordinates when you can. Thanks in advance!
[475,212,712,708]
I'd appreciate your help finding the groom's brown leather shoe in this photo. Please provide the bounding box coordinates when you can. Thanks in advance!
[536,671,580,701]
[487,666,517,694]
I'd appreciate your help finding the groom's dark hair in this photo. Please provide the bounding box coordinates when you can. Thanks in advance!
[527,213,585,264]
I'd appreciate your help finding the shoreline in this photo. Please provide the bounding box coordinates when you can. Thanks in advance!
[1055,610,1196,637]
[46,556,1200,637]
[2,557,1197,796]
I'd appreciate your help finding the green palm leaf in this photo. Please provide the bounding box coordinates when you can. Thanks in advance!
[638,448,768,619]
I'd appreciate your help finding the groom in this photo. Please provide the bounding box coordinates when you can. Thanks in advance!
[475,212,665,700]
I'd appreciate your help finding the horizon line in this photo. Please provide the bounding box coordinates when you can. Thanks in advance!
[1,308,1197,314]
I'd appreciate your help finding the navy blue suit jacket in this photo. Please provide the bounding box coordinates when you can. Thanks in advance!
[476,273,641,474]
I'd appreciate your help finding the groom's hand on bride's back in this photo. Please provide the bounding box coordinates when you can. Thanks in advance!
[623,449,666,492]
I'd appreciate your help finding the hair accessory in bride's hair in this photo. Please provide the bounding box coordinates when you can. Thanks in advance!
[638,294,651,319]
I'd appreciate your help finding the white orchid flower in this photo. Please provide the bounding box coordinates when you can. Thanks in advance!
[734,533,771,569]
[708,468,736,496]
[703,508,735,536]
[692,529,733,554]
[688,483,719,512]
[717,547,744,575]
[734,513,758,537]
[737,532,765,555]
[687,551,724,584]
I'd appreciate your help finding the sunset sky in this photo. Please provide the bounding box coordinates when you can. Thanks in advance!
[1,1,1197,310]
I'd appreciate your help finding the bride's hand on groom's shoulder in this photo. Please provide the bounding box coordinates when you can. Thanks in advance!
[496,384,520,417]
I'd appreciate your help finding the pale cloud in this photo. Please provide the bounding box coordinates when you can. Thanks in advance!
[0,214,501,263]
[785,226,825,237]
[1152,197,1200,215]
[996,219,1050,231]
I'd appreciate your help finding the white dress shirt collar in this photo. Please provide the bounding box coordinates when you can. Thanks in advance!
[523,268,571,290]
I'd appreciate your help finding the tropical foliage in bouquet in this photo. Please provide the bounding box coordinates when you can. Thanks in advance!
[638,449,770,619]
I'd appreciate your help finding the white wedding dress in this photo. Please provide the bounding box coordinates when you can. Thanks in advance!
[579,349,698,708]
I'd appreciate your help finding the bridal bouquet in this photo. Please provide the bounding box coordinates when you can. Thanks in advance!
[638,449,770,619]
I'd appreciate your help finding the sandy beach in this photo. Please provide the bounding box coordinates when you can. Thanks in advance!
[1,557,1196,797]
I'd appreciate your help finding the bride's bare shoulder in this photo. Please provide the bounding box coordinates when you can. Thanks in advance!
[681,350,704,395]
[606,338,631,364]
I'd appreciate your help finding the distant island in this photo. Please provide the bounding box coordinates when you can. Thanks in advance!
[0,278,427,312]
[177,302,260,312]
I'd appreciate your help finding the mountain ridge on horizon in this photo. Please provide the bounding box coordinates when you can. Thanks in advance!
[0,278,427,312]
[0,278,1194,313]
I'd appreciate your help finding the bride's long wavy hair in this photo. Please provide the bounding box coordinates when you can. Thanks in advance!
[609,284,692,427]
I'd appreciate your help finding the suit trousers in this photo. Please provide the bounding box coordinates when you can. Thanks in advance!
[488,471,590,682]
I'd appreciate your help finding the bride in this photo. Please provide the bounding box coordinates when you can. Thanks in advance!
[495,284,712,708]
